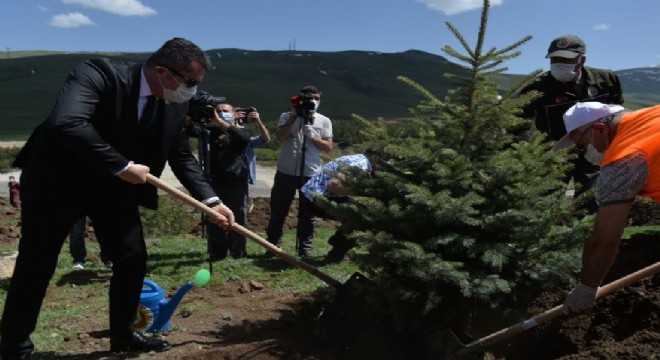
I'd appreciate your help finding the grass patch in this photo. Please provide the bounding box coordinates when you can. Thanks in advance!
[0,147,20,172]
[0,226,357,354]
[622,225,660,239]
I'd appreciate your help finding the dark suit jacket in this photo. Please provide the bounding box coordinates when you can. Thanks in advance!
[14,58,215,209]
[520,66,624,141]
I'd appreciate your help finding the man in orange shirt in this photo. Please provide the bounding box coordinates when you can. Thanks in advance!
[553,101,660,313]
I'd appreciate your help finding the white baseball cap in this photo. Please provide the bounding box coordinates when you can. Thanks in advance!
[553,102,625,150]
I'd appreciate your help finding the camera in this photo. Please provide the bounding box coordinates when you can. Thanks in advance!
[234,107,255,125]
[234,107,255,115]
[290,93,316,124]
[188,90,226,124]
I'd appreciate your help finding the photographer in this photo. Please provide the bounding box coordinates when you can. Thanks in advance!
[206,103,270,260]
[266,85,333,258]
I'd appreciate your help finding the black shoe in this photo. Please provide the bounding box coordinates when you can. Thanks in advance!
[0,339,34,360]
[298,249,312,258]
[0,353,31,360]
[325,250,349,263]
[209,254,227,262]
[0,351,31,360]
[264,245,280,258]
[110,331,171,353]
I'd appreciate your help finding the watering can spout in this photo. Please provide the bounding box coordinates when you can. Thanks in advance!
[151,281,194,332]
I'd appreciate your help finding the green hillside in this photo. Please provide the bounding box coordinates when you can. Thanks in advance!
[1,49,658,141]
[0,49,459,140]
[0,52,145,140]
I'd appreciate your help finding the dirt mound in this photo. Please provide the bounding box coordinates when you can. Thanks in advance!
[247,197,340,233]
[179,196,339,238]
[487,232,659,360]
[0,197,20,245]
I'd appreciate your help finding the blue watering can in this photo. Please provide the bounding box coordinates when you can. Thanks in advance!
[133,279,193,333]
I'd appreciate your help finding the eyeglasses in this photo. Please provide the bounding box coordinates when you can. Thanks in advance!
[158,63,199,88]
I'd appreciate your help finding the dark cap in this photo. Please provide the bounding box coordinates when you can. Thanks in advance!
[300,85,321,94]
[545,35,586,59]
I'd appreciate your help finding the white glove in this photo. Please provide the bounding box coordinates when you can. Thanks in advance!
[303,125,319,138]
[562,283,598,314]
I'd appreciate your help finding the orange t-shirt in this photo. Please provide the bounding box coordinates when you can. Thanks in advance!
[601,105,660,202]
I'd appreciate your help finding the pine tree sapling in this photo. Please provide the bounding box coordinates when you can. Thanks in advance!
[329,0,593,334]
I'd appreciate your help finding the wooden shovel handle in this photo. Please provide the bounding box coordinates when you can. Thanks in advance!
[145,174,341,288]
[455,260,660,356]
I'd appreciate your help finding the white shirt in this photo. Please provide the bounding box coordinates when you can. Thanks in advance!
[137,69,153,120]
[276,112,333,177]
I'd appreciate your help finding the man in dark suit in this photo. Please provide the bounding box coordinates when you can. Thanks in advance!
[0,38,234,359]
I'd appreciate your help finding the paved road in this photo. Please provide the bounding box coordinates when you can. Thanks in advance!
[158,164,277,198]
[0,164,277,198]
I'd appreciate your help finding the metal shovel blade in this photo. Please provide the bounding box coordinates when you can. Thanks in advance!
[437,260,660,359]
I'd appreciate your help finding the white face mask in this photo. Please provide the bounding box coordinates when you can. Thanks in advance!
[163,83,197,103]
[550,63,578,83]
[220,111,233,124]
[583,129,608,165]
[311,99,320,111]
[159,73,197,103]
[584,143,604,165]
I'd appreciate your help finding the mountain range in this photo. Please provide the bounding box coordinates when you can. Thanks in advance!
[1,49,658,140]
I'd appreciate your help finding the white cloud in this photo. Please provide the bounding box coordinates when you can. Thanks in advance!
[416,0,503,15]
[61,0,156,17]
[592,23,611,31]
[37,5,47,12]
[49,12,96,28]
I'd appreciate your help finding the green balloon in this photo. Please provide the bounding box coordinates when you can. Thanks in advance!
[194,269,211,287]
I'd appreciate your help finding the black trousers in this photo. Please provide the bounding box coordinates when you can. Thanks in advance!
[69,217,88,263]
[207,181,248,259]
[265,171,315,253]
[310,197,356,255]
[1,182,147,358]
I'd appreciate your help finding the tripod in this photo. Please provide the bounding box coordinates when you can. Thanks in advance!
[196,126,215,274]
[294,110,314,254]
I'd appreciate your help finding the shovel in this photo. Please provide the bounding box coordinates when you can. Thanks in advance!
[442,260,660,359]
[145,174,342,287]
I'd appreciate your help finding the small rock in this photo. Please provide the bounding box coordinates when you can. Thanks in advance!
[222,313,232,321]
[249,280,264,290]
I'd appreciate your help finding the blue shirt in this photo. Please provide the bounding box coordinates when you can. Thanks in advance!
[247,135,267,185]
[301,154,371,202]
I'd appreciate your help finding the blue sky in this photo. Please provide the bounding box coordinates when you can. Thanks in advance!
[0,0,657,74]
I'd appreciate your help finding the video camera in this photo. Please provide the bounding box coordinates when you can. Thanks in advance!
[290,93,316,124]
[188,90,226,125]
